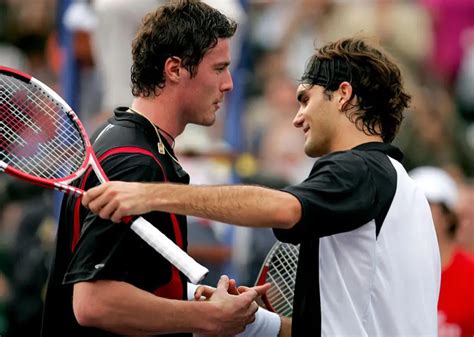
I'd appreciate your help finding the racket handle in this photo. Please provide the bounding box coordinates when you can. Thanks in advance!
[130,216,209,284]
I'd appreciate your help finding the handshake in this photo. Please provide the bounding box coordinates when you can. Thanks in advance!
[190,275,291,337]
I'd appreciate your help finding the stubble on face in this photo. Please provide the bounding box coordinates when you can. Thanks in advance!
[297,85,335,158]
[182,39,232,128]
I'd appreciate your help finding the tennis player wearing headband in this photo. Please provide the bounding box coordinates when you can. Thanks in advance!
[83,37,440,337]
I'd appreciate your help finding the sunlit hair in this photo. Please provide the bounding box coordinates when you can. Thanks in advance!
[131,0,237,97]
[301,37,411,143]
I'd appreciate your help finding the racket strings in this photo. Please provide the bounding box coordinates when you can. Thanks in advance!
[266,244,299,317]
[1,76,86,179]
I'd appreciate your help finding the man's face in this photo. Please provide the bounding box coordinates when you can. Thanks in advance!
[293,84,339,157]
[180,38,233,126]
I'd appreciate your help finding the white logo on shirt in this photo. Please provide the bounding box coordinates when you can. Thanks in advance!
[94,263,105,270]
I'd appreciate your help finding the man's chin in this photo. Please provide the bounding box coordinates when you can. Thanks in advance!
[201,115,216,126]
[304,145,321,158]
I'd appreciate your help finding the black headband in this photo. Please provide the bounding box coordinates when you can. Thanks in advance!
[301,57,351,89]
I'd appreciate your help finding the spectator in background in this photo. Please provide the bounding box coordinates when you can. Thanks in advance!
[456,181,474,254]
[455,28,474,136]
[419,0,474,86]
[394,82,474,178]
[244,71,312,184]
[410,166,474,337]
[63,0,103,133]
[174,133,235,285]
[3,185,55,337]
[90,0,159,125]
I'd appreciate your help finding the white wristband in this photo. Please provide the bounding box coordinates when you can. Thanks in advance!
[236,307,281,337]
[187,282,200,300]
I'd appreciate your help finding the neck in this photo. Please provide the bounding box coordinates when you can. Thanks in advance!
[331,129,383,152]
[130,95,186,139]
[327,109,383,152]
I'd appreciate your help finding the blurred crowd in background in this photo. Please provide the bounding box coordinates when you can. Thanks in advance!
[0,0,473,336]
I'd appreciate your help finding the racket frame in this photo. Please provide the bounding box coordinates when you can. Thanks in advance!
[255,241,299,317]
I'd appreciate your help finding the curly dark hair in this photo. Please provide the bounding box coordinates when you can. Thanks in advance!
[131,0,237,97]
[301,37,411,143]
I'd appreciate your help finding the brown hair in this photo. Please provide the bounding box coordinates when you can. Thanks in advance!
[131,0,237,97]
[301,37,411,143]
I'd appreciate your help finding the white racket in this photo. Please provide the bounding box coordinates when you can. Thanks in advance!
[255,241,299,317]
[0,66,208,284]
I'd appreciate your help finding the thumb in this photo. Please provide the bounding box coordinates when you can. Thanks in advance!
[215,275,230,293]
[238,287,260,304]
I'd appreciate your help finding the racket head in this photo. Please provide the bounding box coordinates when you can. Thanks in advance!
[255,241,299,317]
[0,66,95,193]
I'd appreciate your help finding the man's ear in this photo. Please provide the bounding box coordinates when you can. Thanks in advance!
[336,81,353,111]
[164,56,182,83]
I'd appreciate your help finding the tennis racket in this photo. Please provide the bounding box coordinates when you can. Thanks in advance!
[255,241,299,317]
[0,66,208,284]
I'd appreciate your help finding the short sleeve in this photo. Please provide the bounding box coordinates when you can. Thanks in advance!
[274,153,379,243]
[63,153,171,290]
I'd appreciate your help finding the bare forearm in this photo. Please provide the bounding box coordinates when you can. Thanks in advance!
[83,181,302,227]
[73,281,212,335]
[147,184,301,229]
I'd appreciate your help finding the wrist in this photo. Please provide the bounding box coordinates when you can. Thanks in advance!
[185,300,218,334]
[236,307,281,337]
[186,282,199,300]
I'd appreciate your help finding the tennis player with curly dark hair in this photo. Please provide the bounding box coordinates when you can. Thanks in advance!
[130,0,237,97]
[84,37,440,337]
[40,1,288,337]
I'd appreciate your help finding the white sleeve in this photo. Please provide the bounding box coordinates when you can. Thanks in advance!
[236,307,281,337]
[187,282,200,300]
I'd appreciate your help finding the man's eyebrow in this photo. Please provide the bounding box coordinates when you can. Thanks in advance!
[296,89,307,103]
[215,61,231,68]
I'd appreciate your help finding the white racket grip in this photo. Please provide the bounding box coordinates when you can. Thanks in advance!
[130,217,209,284]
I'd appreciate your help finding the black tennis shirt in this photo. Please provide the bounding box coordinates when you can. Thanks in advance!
[41,108,191,337]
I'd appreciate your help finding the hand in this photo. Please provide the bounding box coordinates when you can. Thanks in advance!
[82,181,151,222]
[204,275,270,336]
[194,278,240,300]
[195,278,270,301]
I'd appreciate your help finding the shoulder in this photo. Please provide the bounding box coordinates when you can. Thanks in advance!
[311,150,370,179]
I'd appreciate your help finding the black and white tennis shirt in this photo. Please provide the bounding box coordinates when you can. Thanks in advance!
[274,142,440,337]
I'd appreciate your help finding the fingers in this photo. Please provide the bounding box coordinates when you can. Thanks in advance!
[214,275,229,297]
[228,278,239,295]
[81,184,107,208]
[237,285,250,293]
[252,282,271,296]
[238,287,260,305]
[237,282,270,296]
[215,275,230,294]
[194,285,216,300]
[81,183,125,223]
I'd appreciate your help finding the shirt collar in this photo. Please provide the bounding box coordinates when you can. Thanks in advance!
[352,142,404,162]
